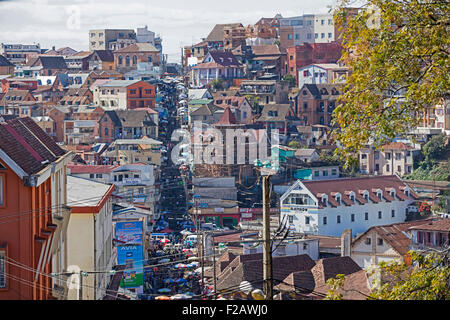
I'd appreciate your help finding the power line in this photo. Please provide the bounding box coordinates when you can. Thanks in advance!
[4,257,128,300]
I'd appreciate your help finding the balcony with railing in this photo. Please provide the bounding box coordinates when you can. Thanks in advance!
[240,85,275,94]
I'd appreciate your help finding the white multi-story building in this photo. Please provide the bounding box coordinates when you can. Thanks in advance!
[67,163,160,215]
[297,63,349,88]
[0,43,41,64]
[313,14,336,43]
[280,175,417,237]
[279,13,335,47]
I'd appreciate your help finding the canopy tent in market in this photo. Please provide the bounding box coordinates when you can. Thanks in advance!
[158,288,172,293]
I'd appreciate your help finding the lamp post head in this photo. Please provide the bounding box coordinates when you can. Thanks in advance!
[254,159,263,167]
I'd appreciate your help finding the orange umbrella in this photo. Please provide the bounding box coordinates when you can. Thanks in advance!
[155,295,171,300]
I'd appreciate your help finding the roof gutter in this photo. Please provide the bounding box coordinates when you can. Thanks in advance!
[26,151,75,187]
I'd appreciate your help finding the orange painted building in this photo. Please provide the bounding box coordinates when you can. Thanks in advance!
[126,81,156,109]
[0,117,73,299]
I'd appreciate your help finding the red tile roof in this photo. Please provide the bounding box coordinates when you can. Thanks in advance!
[381,142,414,150]
[408,218,450,232]
[275,256,369,299]
[301,175,417,208]
[215,107,237,125]
[355,218,435,256]
[0,117,66,175]
[67,164,119,174]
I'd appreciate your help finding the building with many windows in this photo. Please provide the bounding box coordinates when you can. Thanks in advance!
[92,79,156,110]
[0,117,74,299]
[359,142,419,176]
[280,175,418,237]
[88,29,136,51]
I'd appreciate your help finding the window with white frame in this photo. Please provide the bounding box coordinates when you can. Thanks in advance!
[288,215,294,224]
[323,216,327,225]
[378,211,382,219]
[337,215,341,224]
[305,216,310,225]
[322,195,328,207]
[351,214,355,222]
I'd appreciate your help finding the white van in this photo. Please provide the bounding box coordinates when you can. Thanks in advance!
[150,233,169,242]
[201,223,217,231]
[184,235,198,246]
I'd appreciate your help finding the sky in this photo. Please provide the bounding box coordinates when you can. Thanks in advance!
[0,0,337,63]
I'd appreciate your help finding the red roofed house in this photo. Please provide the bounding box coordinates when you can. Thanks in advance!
[0,117,74,299]
[280,175,419,237]
[359,142,419,176]
[409,218,450,251]
[349,218,436,269]
[213,96,253,124]
[191,51,244,87]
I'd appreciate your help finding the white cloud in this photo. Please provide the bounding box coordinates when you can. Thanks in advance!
[0,0,337,62]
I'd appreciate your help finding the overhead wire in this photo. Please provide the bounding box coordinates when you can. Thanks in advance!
[4,257,128,300]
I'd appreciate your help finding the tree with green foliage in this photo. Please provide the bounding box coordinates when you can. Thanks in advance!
[326,249,450,300]
[288,140,302,149]
[282,74,296,88]
[244,94,262,113]
[209,79,225,91]
[332,0,450,165]
[422,134,448,161]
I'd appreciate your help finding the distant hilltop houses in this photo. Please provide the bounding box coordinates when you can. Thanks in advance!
[0,5,448,301]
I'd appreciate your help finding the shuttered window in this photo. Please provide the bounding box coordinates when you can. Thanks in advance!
[0,251,6,288]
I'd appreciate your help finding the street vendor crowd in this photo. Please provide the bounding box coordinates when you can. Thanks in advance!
[140,232,202,300]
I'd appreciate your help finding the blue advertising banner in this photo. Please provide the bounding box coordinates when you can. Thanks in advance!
[117,245,144,288]
[115,221,143,245]
[115,221,144,288]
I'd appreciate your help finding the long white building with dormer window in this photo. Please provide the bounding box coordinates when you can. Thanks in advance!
[280,175,418,237]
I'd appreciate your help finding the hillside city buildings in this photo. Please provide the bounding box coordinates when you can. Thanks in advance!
[0,7,448,302]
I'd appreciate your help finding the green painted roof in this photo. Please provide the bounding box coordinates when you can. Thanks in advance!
[188,99,213,105]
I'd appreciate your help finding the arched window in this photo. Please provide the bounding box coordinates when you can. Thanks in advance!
[118,55,123,65]
[133,55,137,65]
[126,55,130,66]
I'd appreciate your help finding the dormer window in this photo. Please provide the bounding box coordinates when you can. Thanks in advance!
[390,189,396,199]
[335,195,341,204]
[321,195,328,207]
[377,191,382,201]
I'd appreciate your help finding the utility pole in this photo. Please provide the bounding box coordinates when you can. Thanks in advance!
[79,271,83,301]
[212,232,217,299]
[262,175,273,300]
[201,231,205,298]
